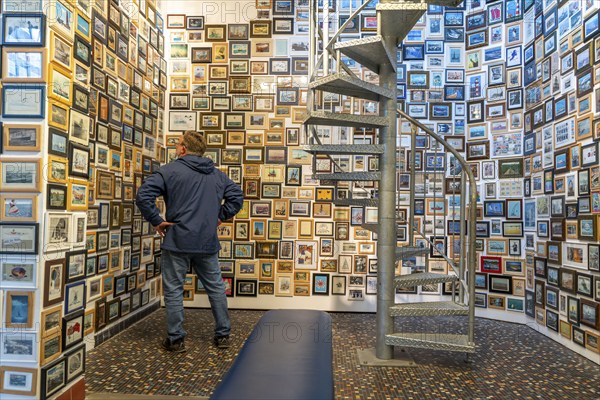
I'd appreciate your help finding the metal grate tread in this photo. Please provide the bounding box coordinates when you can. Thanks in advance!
[394,0,464,6]
[385,332,476,352]
[376,3,428,42]
[390,301,469,317]
[334,35,396,74]
[333,198,379,207]
[394,272,457,287]
[361,223,378,233]
[309,73,395,101]
[304,111,388,128]
[395,246,429,259]
[314,172,381,181]
[302,144,385,155]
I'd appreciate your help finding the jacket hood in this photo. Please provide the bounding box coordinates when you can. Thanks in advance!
[178,155,215,174]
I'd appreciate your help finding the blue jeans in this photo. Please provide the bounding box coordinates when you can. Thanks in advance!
[161,249,230,342]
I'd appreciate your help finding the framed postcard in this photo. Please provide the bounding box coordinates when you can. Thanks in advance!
[1,47,46,82]
[2,84,45,118]
[0,366,37,397]
[4,290,34,328]
[187,16,205,30]
[2,14,45,46]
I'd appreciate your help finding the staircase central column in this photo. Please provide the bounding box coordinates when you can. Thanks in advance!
[375,60,397,360]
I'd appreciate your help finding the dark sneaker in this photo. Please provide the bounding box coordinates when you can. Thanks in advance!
[162,338,186,353]
[214,336,231,349]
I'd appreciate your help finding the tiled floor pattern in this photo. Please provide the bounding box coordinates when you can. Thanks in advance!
[86,309,600,399]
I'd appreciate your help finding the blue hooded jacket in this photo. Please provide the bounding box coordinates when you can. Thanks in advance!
[135,155,243,254]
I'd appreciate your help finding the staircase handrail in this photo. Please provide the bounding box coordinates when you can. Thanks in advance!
[398,108,477,345]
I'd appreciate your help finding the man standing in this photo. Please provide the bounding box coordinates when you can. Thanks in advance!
[136,131,243,352]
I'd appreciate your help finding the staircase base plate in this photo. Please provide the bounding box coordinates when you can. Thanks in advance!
[356,348,416,367]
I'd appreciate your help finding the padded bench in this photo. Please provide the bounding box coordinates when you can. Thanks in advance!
[210,309,334,400]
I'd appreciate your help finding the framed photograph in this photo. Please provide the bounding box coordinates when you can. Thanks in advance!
[312,273,329,295]
[0,366,37,397]
[62,310,84,350]
[186,16,204,30]
[1,47,46,83]
[65,344,85,383]
[2,84,45,118]
[0,255,37,287]
[4,291,34,328]
[2,14,45,46]
[250,20,272,37]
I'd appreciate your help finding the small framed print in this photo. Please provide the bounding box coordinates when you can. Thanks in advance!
[205,24,226,42]
[1,47,47,83]
[2,14,45,46]
[250,20,272,37]
[269,57,290,75]
[228,23,249,40]
[4,290,34,328]
[186,15,204,30]
[65,344,85,383]
[2,84,45,119]
[0,366,37,397]
[191,46,212,63]
[167,14,186,29]
[62,310,84,350]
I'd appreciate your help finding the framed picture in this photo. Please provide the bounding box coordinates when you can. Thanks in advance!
[0,366,37,397]
[2,14,45,46]
[0,255,37,288]
[1,47,46,82]
[0,222,39,254]
[312,273,329,295]
[205,24,226,41]
[4,291,34,328]
[2,84,45,118]
[186,16,204,30]
[62,310,84,350]
[65,344,85,383]
[236,279,257,296]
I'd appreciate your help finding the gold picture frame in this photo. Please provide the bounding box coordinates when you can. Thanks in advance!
[2,124,41,152]
[0,194,38,222]
[48,100,70,131]
[0,158,42,192]
[1,47,47,82]
[5,291,35,328]
[67,179,89,211]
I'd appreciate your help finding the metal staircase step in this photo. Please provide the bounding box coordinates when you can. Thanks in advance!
[389,301,469,317]
[304,111,388,129]
[394,272,457,287]
[395,246,429,260]
[361,223,378,233]
[376,3,428,43]
[309,73,395,101]
[303,144,385,155]
[314,172,381,181]
[385,333,476,353]
[405,0,465,6]
[334,35,396,74]
[333,198,379,207]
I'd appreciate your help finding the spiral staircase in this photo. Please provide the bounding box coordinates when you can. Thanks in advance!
[304,0,477,360]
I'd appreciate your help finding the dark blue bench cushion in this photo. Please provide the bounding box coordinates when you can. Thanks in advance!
[210,309,334,400]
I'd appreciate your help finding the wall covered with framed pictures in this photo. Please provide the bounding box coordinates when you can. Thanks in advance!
[162,0,599,364]
[0,0,167,397]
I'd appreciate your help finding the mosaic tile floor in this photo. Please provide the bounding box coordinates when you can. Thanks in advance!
[86,309,600,399]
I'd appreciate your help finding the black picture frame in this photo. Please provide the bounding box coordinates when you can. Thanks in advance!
[0,222,39,254]
[46,183,67,210]
[62,310,84,351]
[236,279,258,296]
[41,356,66,399]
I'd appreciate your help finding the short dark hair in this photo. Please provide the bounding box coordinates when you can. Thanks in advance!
[182,131,206,156]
